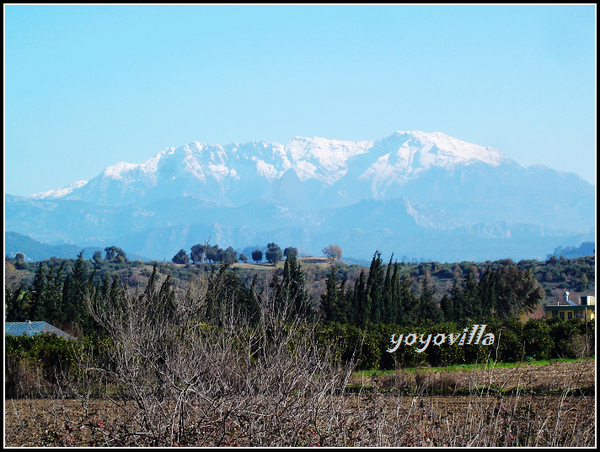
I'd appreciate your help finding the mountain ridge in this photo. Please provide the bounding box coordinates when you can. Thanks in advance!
[9,130,595,262]
[29,131,513,208]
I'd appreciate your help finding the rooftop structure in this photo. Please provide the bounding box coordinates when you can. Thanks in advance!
[544,292,595,321]
[5,321,76,340]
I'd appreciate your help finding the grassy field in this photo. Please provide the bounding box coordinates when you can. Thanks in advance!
[353,356,593,378]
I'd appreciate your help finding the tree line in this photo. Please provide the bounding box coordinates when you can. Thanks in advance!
[5,250,312,335]
[172,242,301,265]
[7,249,548,337]
[319,252,546,327]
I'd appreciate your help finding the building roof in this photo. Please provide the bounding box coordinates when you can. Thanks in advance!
[5,321,76,340]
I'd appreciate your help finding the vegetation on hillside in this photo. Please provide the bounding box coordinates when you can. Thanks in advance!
[4,247,595,447]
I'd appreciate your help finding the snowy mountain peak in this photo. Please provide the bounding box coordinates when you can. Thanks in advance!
[29,131,516,207]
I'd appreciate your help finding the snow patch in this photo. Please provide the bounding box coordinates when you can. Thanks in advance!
[104,161,139,179]
[30,180,88,199]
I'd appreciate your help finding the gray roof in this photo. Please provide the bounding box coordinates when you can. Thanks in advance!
[5,321,76,340]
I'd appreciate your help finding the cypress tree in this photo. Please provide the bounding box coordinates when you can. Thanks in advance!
[440,294,453,322]
[417,273,442,324]
[320,267,339,322]
[478,267,496,318]
[283,253,311,319]
[30,262,46,320]
[352,270,368,328]
[158,274,176,322]
[398,272,417,325]
[61,251,89,328]
[337,276,348,323]
[450,277,465,321]
[382,255,394,323]
[43,262,65,325]
[366,251,385,324]
[463,270,481,320]
[388,262,403,324]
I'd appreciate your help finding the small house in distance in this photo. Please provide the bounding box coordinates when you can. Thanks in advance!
[5,321,77,340]
[544,292,595,321]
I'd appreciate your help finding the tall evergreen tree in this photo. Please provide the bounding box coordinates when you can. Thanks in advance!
[382,256,394,323]
[42,262,65,325]
[351,270,368,328]
[462,270,481,319]
[450,277,465,321]
[320,267,339,322]
[440,294,453,322]
[387,262,403,324]
[61,251,90,328]
[366,251,385,324]
[478,266,496,318]
[398,272,418,325]
[416,273,442,323]
[281,253,311,319]
[30,262,46,320]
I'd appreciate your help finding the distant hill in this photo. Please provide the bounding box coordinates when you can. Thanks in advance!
[5,231,84,261]
[5,231,151,262]
[549,241,595,259]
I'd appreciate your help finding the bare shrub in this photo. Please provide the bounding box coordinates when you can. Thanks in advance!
[570,335,594,359]
[414,369,431,393]
[431,371,459,394]
[84,269,355,446]
[379,369,414,392]
[5,356,50,398]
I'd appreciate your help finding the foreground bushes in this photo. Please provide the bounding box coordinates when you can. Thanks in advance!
[317,317,595,370]
[5,316,594,399]
[5,333,109,398]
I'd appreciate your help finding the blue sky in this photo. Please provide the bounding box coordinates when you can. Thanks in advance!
[4,4,596,197]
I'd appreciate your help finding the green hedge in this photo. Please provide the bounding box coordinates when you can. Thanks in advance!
[317,317,595,370]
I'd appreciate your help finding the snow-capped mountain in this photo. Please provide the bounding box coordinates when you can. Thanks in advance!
[30,131,512,208]
[7,130,595,262]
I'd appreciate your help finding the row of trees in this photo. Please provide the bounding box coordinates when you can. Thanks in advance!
[6,252,100,334]
[172,243,301,266]
[5,249,312,335]
[5,248,550,340]
[91,246,128,264]
[320,252,546,327]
